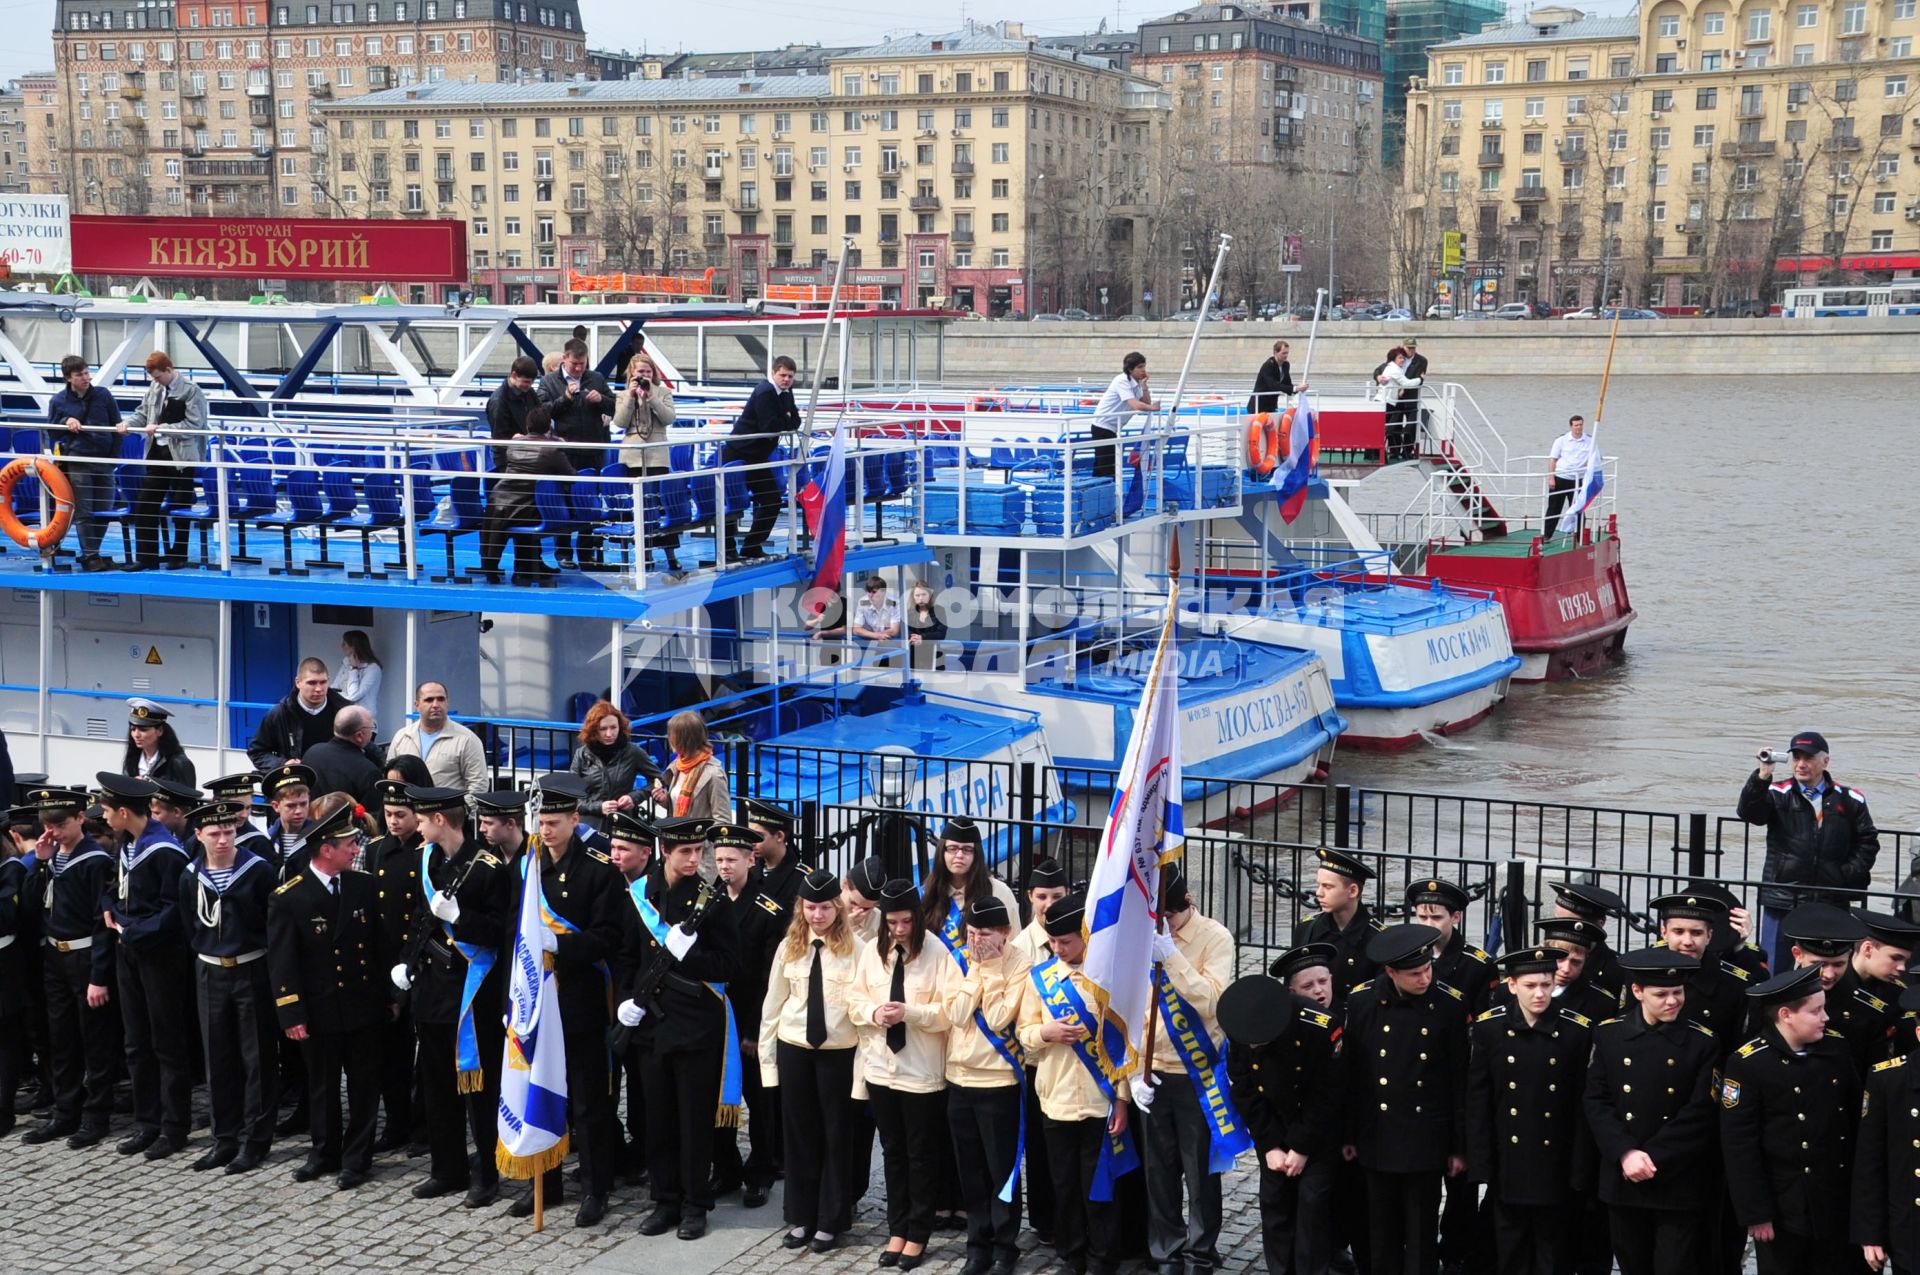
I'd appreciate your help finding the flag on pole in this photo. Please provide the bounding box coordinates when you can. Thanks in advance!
[1553,441,1604,538]
[1271,396,1319,525]
[1081,589,1186,1084]
[496,842,570,1179]
[795,412,850,602]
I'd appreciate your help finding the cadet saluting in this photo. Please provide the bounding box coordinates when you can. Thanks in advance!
[1852,984,1920,1273]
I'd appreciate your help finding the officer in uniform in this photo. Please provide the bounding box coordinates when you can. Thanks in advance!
[1582,949,1721,1275]
[1224,965,1344,1275]
[389,785,513,1208]
[95,772,196,1160]
[20,786,119,1148]
[625,815,742,1241]
[268,801,388,1189]
[179,799,281,1173]
[365,778,423,1153]
[1851,984,1920,1274]
[1340,922,1470,1275]
[1651,891,1750,1058]
[1290,847,1384,1007]
[501,773,635,1227]
[1551,880,1630,999]
[711,820,787,1208]
[1717,963,1859,1274]
[1467,945,1595,1275]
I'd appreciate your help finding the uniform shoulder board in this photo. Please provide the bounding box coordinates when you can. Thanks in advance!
[755,894,782,915]
[1368,917,1386,931]
[1438,982,1465,1002]
[1689,1022,1718,1039]
[1475,1005,1507,1023]
[1720,961,1751,981]
[1651,939,1670,950]
[585,849,613,866]
[1468,947,1491,963]
[1873,1055,1908,1073]
[475,851,502,869]
[1559,1008,1593,1029]
[1299,1009,1334,1030]
[274,875,303,895]
[1892,975,1911,991]
[1735,1038,1768,1059]
[1598,1015,1624,1028]
[1350,978,1376,995]
[1856,987,1889,1012]
[1300,911,1321,923]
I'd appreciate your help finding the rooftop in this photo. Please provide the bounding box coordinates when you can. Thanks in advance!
[837,25,1124,71]
[327,75,834,110]
[1432,13,1639,48]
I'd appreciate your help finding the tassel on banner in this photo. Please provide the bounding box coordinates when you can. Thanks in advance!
[456,1068,486,1096]
[496,1132,571,1180]
[714,1102,743,1130]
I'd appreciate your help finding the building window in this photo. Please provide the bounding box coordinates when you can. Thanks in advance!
[1840,2,1866,35]
[1872,229,1895,251]
[1658,14,1680,36]
[1696,88,1717,110]
[1443,64,1462,85]
[1795,3,1817,26]
[1703,12,1725,35]
[1746,10,1770,40]
[1484,63,1505,84]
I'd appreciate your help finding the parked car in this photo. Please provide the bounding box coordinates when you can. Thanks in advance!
[1031,313,1068,322]
[1703,298,1768,317]
[1112,313,1150,322]
[1381,307,1414,321]
[1453,310,1496,321]
[1425,302,1455,320]
[1057,307,1094,321]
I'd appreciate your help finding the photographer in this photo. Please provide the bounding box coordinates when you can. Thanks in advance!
[614,351,680,576]
[1738,730,1880,970]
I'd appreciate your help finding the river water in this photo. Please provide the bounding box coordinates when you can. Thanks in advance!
[1335,374,1917,825]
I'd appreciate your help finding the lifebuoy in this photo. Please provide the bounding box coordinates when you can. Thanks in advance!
[0,456,75,550]
[1247,412,1280,473]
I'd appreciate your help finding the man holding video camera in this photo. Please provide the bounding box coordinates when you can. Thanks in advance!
[1738,730,1880,970]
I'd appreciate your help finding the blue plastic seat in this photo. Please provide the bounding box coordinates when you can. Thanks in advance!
[224,460,282,565]
[253,467,328,576]
[165,467,218,565]
[309,467,361,570]
[337,470,406,579]
[421,474,485,583]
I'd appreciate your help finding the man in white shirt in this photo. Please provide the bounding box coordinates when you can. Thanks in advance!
[1090,352,1153,483]
[852,577,902,642]
[385,681,489,794]
[1544,414,1595,537]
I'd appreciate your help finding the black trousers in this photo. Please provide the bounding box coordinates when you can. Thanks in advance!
[0,1008,25,1128]
[1490,1199,1564,1275]
[948,1083,1024,1264]
[196,959,278,1151]
[1143,1071,1225,1274]
[1091,426,1118,482]
[1363,1168,1443,1275]
[871,1083,948,1245]
[532,1027,618,1202]
[1607,1205,1707,1275]
[478,505,549,576]
[301,1024,381,1173]
[618,1039,647,1171]
[416,1018,502,1188]
[42,946,120,1127]
[132,453,192,562]
[1438,1169,1487,1268]
[1753,1230,1855,1275]
[778,1042,858,1234]
[1044,1114,1123,1275]
[1543,477,1577,536]
[1258,1157,1334,1275]
[1569,1190,1613,1275]
[117,943,196,1140]
[730,463,782,554]
[712,1047,780,1189]
[376,1003,415,1139]
[642,1042,724,1211]
[1332,1157,1373,1273]
[850,1094,878,1205]
[1384,402,1419,460]
[1024,1067,1056,1236]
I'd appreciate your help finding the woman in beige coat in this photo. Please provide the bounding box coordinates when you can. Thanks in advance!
[614,349,681,573]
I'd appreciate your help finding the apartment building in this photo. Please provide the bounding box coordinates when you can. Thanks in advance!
[30,0,587,219]
[1134,2,1384,175]
[320,26,1170,315]
[1403,3,1920,309]
[0,85,27,195]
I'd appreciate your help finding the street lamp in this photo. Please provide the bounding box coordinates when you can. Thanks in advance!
[1597,155,1637,311]
[1024,171,1047,317]
[1326,181,1338,310]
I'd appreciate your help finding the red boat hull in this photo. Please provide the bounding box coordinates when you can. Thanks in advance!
[1420,521,1634,683]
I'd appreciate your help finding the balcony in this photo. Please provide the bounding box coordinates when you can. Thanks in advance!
[950,158,974,174]
[183,113,206,129]
[1736,105,1766,120]
[1719,139,1776,157]
[185,158,270,180]
[909,194,940,211]
[1832,135,1862,153]
[245,82,270,98]
[1556,146,1588,165]
[1479,118,1504,130]
[1478,150,1506,167]
[950,227,974,244]
[702,231,727,247]
[310,83,332,99]
[729,194,759,212]
[119,86,143,101]
[1513,185,1549,202]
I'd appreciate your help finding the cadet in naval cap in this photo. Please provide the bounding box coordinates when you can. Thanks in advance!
[1291,848,1385,1008]
[1851,983,1920,1275]
[1550,879,1629,996]
[710,820,786,1208]
[362,775,425,1156]
[1651,891,1749,1057]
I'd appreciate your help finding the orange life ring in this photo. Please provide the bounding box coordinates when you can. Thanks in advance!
[1246,412,1279,473]
[0,456,75,550]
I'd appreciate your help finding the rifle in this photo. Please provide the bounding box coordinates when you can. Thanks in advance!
[400,835,489,987]
[610,872,721,1053]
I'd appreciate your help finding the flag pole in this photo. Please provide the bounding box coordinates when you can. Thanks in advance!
[801,235,855,437]
[533,1173,544,1233]
[1556,307,1622,538]
[1137,539,1182,1089]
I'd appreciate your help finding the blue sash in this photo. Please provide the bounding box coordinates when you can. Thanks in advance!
[631,879,745,1127]
[421,843,498,1094]
[1153,965,1253,1174]
[943,920,1029,1204]
[1029,956,1139,1201]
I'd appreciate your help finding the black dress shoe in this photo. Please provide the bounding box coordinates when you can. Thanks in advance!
[575,1194,608,1228]
[410,1176,463,1200]
[22,1120,77,1145]
[556,556,579,570]
[707,1175,742,1198]
[463,1180,500,1208]
[192,1143,239,1172]
[66,1125,108,1150]
[676,1208,707,1240]
[961,1257,992,1275]
[337,1168,369,1190]
[638,1206,681,1236]
[372,1131,407,1154]
[224,1148,266,1174]
[508,1192,536,1219]
[117,1129,160,1156]
[811,1235,841,1254]
[989,1262,1016,1275]
[293,1160,333,1183]
[144,1135,186,1161]
[743,1184,769,1209]
[783,1231,812,1250]
[879,1253,902,1268]
[897,1255,924,1273]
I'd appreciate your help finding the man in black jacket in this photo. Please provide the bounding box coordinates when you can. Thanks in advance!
[1245,340,1305,415]
[248,659,352,770]
[1738,730,1880,970]
[480,402,576,584]
[722,354,801,561]
[486,356,543,442]
[302,707,384,816]
[537,338,614,568]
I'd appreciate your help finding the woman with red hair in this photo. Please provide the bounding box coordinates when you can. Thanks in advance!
[568,699,665,832]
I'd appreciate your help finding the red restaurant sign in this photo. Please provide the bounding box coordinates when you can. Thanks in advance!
[70,215,468,283]
[1774,252,1920,273]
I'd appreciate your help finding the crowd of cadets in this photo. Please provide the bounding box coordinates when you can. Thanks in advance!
[8,785,1920,1275]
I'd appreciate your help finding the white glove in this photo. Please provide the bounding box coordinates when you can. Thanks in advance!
[664,925,697,960]
[1151,931,1177,964]
[427,891,461,924]
[617,999,646,1028]
[535,924,559,954]
[389,963,412,992]
[1130,1076,1156,1112]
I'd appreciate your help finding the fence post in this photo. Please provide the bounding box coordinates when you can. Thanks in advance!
[1016,761,1039,888]
[1685,812,1709,878]
[1332,783,1352,849]
[1500,857,1529,958]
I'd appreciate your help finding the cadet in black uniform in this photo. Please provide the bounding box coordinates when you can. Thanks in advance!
[1467,945,1595,1275]
[365,778,422,1153]
[1652,891,1751,1058]
[1551,880,1630,1000]
[506,773,638,1228]
[20,786,119,1148]
[388,786,513,1208]
[1290,848,1383,1008]
[1683,879,1770,982]
[476,787,533,867]
[179,800,280,1172]
[1775,904,1879,1074]
[147,778,202,848]
[1854,911,1920,1065]
[742,796,807,907]
[0,810,36,1134]
[1408,877,1491,1274]
[1852,984,1920,1275]
[262,762,320,880]
[606,809,655,1182]
[206,771,276,865]
[1223,963,1344,1275]
[1582,949,1721,1275]
[711,821,787,1208]
[1340,922,1470,1275]
[1718,963,1860,1275]
[95,772,196,1160]
[268,801,388,1189]
[1522,916,1623,1022]
[625,815,742,1241]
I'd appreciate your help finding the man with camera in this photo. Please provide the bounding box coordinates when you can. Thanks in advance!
[1738,732,1880,971]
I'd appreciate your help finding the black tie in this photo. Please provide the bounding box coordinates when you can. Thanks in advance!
[887,944,908,1054]
[806,939,828,1049]
[328,876,340,896]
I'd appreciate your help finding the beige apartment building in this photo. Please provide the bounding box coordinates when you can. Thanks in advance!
[1403,2,1920,309]
[320,27,1173,316]
[0,85,28,195]
[28,0,588,222]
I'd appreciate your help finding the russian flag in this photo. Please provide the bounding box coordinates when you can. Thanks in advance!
[1271,396,1319,524]
[796,413,849,603]
[1554,456,1604,538]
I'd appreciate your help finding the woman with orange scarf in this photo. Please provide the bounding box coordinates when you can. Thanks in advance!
[650,710,733,824]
